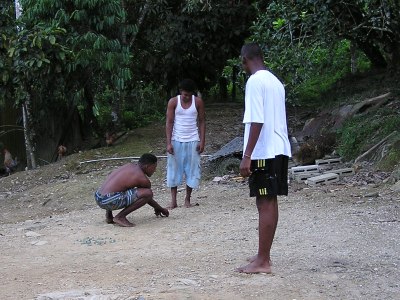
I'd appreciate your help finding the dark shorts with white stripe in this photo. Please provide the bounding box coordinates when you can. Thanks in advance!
[249,155,289,197]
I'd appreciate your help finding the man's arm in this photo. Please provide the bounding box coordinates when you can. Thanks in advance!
[135,173,169,217]
[135,171,152,189]
[196,97,206,153]
[166,98,176,154]
[240,122,263,177]
[148,199,169,217]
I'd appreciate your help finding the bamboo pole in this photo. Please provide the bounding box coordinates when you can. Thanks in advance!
[79,154,212,165]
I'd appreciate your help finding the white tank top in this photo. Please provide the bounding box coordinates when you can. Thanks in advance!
[172,95,199,142]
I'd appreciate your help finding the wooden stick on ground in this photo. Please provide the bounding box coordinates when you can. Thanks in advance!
[354,131,398,164]
[79,154,211,165]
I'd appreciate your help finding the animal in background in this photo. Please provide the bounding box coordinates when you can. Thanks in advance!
[57,145,67,161]
[3,149,18,174]
[105,131,117,147]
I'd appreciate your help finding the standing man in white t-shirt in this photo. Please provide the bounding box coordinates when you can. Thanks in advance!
[166,79,206,209]
[236,43,291,274]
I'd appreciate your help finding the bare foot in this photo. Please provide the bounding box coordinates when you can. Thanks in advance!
[167,202,178,209]
[247,255,272,266]
[106,211,114,224]
[113,216,135,227]
[184,202,199,208]
[235,259,272,274]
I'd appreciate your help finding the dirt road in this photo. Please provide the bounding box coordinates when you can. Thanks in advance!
[0,104,399,299]
[1,164,399,299]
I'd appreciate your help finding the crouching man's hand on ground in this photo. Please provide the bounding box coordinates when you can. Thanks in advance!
[154,207,169,217]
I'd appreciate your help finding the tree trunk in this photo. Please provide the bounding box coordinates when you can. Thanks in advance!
[22,100,36,169]
[129,1,150,48]
[232,65,238,102]
[218,77,228,102]
[388,41,400,73]
[356,40,388,69]
[51,104,79,161]
[83,83,101,138]
[350,41,357,74]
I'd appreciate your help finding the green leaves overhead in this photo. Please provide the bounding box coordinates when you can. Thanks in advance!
[7,22,71,105]
[14,0,132,100]
[249,0,400,103]
[131,0,255,91]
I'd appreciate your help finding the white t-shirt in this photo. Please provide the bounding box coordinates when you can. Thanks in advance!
[242,70,291,159]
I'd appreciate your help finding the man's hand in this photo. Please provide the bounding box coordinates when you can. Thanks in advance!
[196,142,205,154]
[154,207,169,217]
[239,156,252,177]
[167,143,174,155]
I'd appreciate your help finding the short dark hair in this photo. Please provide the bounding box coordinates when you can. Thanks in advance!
[241,43,264,60]
[139,153,157,165]
[179,79,197,93]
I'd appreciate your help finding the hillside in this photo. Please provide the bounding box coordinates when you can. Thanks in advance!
[0,73,399,300]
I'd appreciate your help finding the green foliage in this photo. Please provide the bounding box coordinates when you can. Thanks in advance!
[8,22,70,105]
[296,75,338,106]
[377,148,400,171]
[92,103,110,127]
[99,81,166,130]
[2,0,399,160]
[1,0,135,142]
[93,80,167,131]
[294,39,372,105]
[249,1,334,103]
[337,110,400,160]
[0,3,18,104]
[133,1,255,92]
[121,111,140,129]
[248,0,398,104]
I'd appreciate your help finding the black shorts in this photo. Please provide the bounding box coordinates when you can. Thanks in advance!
[249,155,289,197]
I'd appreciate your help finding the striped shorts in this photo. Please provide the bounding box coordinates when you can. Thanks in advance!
[94,189,138,210]
[248,155,289,197]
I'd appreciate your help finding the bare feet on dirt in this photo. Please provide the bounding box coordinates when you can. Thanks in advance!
[247,255,272,266]
[184,202,199,208]
[113,216,135,227]
[236,258,272,274]
[167,203,178,209]
[105,210,114,224]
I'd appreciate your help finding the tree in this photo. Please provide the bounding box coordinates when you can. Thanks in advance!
[128,0,255,94]
[2,0,135,164]
[251,0,400,72]
[248,0,400,104]
[2,0,257,165]
[326,0,400,71]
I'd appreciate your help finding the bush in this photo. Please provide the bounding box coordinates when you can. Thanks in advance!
[121,111,141,129]
[121,110,164,130]
[378,148,400,171]
[337,110,400,160]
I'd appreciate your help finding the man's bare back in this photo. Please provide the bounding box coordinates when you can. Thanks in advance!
[94,154,168,227]
[99,163,151,195]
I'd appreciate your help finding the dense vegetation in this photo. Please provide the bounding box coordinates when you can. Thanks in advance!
[1,0,399,168]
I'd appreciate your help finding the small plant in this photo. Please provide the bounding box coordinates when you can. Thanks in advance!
[377,148,400,171]
[337,111,400,160]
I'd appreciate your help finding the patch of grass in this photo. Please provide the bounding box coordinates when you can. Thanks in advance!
[337,110,400,160]
[296,72,343,107]
[377,148,400,171]
[63,120,166,173]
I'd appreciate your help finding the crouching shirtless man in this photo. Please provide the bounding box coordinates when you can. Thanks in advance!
[94,153,169,227]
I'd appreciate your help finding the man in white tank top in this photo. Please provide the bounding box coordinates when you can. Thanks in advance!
[165,79,206,209]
